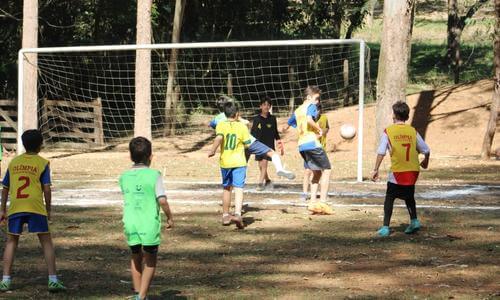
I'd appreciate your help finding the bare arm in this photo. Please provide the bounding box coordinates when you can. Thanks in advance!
[420,152,430,169]
[307,115,322,135]
[371,154,385,181]
[158,196,174,228]
[208,135,223,157]
[43,185,52,220]
[0,188,8,222]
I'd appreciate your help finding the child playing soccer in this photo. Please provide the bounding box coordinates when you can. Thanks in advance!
[287,86,332,204]
[301,103,329,200]
[209,96,294,181]
[119,137,174,300]
[251,96,284,190]
[372,101,430,237]
[0,129,66,292]
[208,101,250,229]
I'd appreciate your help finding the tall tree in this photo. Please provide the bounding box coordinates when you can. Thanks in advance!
[481,0,500,159]
[447,0,488,84]
[134,0,152,139]
[375,0,416,139]
[164,0,185,136]
[22,0,38,132]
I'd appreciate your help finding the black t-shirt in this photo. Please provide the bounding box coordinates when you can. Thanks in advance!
[251,113,280,149]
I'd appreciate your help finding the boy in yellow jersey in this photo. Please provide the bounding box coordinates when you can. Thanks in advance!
[287,86,332,204]
[301,103,329,201]
[372,101,430,237]
[208,101,252,229]
[0,130,65,292]
[119,137,173,300]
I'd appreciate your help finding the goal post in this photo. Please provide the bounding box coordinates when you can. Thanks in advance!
[18,39,367,182]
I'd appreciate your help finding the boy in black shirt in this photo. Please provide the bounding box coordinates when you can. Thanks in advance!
[251,96,283,190]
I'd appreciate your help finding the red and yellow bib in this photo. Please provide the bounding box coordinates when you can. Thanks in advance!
[386,124,420,185]
[7,154,49,216]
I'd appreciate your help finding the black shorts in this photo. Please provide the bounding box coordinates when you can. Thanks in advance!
[255,154,271,161]
[130,244,159,254]
[300,148,331,171]
[386,182,415,200]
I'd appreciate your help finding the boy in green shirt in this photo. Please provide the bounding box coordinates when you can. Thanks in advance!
[119,137,174,300]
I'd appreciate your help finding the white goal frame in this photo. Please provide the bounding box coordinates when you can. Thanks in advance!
[18,39,366,182]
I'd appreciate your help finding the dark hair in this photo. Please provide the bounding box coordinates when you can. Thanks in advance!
[260,96,272,106]
[392,101,410,121]
[304,85,321,97]
[129,136,152,164]
[22,129,43,152]
[217,95,234,112]
[223,101,239,118]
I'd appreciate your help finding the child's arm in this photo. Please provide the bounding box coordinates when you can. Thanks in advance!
[371,154,385,181]
[372,133,389,181]
[208,135,223,157]
[0,187,8,223]
[416,133,430,169]
[43,185,52,220]
[323,118,330,137]
[158,196,174,228]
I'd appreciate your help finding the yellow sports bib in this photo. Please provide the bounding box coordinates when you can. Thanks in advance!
[215,121,252,168]
[386,124,420,172]
[295,102,322,149]
[7,154,49,216]
[317,114,328,149]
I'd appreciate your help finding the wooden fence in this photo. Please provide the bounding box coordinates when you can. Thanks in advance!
[0,99,18,151]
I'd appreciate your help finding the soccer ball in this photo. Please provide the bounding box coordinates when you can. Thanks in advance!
[340,124,356,140]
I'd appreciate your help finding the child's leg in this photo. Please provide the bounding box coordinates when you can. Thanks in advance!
[383,183,397,226]
[309,170,322,202]
[403,186,417,220]
[2,234,20,276]
[222,186,232,215]
[233,187,243,216]
[302,169,311,195]
[319,169,331,203]
[130,246,143,293]
[138,248,158,299]
[37,233,57,276]
[258,159,270,184]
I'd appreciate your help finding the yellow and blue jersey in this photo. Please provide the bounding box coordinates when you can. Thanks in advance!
[317,114,329,149]
[215,120,252,168]
[288,102,322,151]
[2,154,51,216]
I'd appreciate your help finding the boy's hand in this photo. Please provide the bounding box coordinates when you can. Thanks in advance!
[371,170,379,182]
[208,150,216,158]
[166,219,174,229]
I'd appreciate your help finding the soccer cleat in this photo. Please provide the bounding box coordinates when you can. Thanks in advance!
[256,184,265,191]
[377,226,390,237]
[222,214,232,226]
[277,169,296,180]
[404,219,421,234]
[48,280,66,292]
[232,215,244,229]
[0,280,11,292]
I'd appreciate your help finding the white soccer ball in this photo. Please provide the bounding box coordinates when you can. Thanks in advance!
[340,124,356,140]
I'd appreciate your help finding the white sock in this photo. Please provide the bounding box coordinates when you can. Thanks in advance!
[48,275,58,282]
[271,154,284,171]
[2,275,11,282]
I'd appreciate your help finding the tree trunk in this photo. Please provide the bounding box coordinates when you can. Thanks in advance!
[164,0,185,136]
[447,0,461,84]
[480,0,500,159]
[375,0,416,140]
[134,0,152,139]
[447,0,489,84]
[22,0,38,132]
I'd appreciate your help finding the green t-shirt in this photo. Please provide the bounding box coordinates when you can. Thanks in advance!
[119,168,162,246]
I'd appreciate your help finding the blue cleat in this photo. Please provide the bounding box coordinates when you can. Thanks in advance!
[405,219,421,234]
[377,226,390,237]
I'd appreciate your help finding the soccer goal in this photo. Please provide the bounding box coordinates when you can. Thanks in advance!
[18,39,367,181]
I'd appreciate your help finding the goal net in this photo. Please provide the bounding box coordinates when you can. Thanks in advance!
[19,40,368,180]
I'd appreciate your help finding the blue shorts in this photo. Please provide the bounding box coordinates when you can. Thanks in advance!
[248,141,271,156]
[7,213,49,235]
[220,167,247,188]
